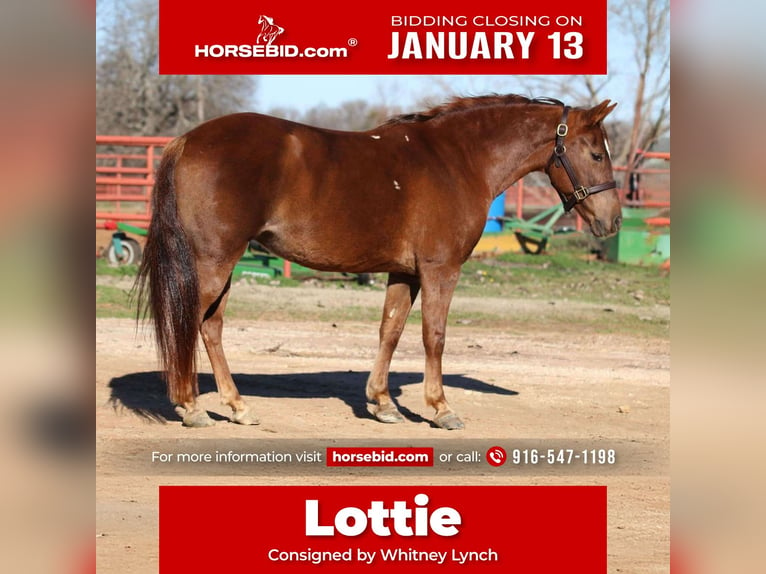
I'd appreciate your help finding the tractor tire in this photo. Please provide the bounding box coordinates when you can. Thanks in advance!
[106,238,142,266]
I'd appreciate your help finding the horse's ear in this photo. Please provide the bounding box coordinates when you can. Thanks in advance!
[586,100,617,125]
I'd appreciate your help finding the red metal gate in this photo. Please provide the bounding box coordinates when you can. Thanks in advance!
[96,136,171,229]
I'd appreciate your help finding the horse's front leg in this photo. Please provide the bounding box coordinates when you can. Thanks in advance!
[366,273,420,423]
[420,264,464,430]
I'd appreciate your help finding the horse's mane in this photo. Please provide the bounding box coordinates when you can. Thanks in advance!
[384,94,560,125]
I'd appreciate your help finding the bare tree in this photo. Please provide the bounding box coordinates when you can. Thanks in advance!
[612,0,670,171]
[517,0,669,177]
[96,0,257,135]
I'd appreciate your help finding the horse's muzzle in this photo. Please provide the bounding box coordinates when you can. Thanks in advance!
[591,215,622,238]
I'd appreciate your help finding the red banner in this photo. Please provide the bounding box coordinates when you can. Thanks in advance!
[159,0,608,74]
[159,485,606,572]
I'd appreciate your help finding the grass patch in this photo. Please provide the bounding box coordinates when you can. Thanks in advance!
[225,298,382,323]
[96,233,669,338]
[232,272,303,288]
[459,234,669,308]
[96,258,139,277]
[407,305,669,339]
[96,285,136,318]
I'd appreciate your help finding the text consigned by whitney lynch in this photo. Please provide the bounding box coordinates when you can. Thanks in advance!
[268,547,499,565]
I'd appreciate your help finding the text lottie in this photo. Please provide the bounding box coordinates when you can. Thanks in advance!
[305,493,461,536]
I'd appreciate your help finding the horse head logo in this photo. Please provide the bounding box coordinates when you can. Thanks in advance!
[257,15,285,46]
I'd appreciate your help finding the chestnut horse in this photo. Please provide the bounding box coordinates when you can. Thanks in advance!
[136,95,621,430]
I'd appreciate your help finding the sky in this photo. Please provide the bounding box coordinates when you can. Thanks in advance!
[258,75,542,113]
[258,75,516,111]
[253,48,638,123]
[256,71,637,124]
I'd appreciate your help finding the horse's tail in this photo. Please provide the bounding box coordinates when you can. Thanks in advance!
[135,136,199,406]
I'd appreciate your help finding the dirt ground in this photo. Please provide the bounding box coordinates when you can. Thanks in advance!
[96,280,670,573]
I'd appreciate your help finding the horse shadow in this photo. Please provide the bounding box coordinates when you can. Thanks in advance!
[107,370,518,426]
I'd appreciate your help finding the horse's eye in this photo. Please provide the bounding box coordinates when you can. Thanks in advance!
[591,152,604,162]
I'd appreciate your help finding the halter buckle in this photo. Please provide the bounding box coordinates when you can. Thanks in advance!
[573,186,589,201]
[556,123,568,137]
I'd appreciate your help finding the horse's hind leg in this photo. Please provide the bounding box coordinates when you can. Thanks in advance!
[197,261,259,426]
[419,265,464,430]
[366,273,420,423]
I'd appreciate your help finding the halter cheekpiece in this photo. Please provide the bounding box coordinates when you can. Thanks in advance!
[545,102,617,212]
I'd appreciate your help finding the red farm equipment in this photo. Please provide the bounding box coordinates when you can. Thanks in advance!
[96,136,169,265]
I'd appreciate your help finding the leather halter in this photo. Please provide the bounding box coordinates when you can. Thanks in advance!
[548,105,617,212]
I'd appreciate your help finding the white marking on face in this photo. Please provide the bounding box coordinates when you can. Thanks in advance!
[404,134,410,142]
[602,129,612,160]
[393,180,401,190]
[371,134,381,139]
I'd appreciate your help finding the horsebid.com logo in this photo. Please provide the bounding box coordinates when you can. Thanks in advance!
[194,14,351,59]
[256,15,284,46]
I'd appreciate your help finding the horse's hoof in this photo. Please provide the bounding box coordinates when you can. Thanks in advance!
[435,412,465,430]
[231,407,260,426]
[181,409,215,428]
[372,403,406,424]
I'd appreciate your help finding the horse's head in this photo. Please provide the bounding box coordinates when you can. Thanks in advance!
[545,100,622,238]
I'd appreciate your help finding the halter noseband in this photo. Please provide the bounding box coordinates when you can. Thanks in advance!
[549,105,617,212]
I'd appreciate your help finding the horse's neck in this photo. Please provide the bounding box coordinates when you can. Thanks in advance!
[444,106,559,196]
